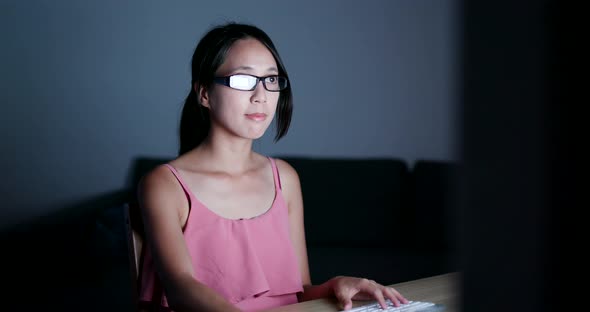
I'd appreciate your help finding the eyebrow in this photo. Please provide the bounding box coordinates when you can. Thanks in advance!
[228,66,279,74]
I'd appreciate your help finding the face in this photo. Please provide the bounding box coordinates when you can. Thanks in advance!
[199,38,280,141]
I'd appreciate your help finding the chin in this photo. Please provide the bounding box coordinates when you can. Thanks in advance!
[245,126,271,140]
[249,132,266,140]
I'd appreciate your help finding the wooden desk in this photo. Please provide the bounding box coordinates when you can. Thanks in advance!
[263,272,461,312]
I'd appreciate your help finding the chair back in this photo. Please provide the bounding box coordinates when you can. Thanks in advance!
[124,203,144,310]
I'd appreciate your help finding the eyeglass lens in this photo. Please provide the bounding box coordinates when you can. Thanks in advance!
[229,75,286,91]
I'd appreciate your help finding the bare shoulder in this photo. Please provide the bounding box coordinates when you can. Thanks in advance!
[139,164,176,195]
[273,158,303,209]
[274,158,301,186]
[138,164,185,214]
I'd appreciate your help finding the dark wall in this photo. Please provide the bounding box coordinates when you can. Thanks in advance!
[457,1,564,311]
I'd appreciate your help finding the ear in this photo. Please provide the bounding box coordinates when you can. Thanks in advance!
[195,82,210,108]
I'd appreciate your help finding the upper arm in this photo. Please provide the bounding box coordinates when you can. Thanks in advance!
[275,158,312,286]
[138,165,195,291]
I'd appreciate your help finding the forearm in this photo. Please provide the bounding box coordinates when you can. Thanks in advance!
[297,277,339,302]
[165,275,241,312]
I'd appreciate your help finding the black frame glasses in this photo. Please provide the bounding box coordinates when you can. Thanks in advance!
[213,74,288,92]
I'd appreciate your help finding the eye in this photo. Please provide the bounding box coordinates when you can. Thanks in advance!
[265,76,278,84]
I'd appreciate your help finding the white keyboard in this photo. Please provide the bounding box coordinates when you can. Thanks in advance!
[341,300,444,312]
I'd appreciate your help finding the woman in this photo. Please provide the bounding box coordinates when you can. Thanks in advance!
[137,22,408,312]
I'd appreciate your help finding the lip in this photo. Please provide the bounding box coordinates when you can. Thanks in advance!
[245,113,267,121]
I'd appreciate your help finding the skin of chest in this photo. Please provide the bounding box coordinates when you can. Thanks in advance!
[180,166,276,220]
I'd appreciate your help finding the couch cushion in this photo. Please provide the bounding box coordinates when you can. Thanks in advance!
[411,160,459,252]
[281,157,411,248]
[306,246,451,285]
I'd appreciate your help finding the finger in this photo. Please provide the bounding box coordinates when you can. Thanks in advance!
[386,287,409,305]
[371,287,388,309]
[334,289,355,311]
[340,297,353,310]
[384,287,401,307]
[360,279,388,309]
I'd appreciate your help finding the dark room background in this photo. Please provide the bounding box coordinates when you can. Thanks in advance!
[1,1,564,312]
[1,0,459,310]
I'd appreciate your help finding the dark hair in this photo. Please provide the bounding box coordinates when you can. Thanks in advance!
[178,22,293,155]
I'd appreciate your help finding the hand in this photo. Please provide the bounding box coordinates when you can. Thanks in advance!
[331,276,408,310]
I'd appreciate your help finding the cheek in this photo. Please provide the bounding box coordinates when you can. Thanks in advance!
[209,91,243,114]
[269,94,281,111]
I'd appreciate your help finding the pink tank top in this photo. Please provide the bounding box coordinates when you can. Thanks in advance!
[138,157,303,311]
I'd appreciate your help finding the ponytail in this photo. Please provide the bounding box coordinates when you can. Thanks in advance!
[178,87,210,155]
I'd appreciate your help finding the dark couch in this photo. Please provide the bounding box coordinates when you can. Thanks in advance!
[281,157,458,285]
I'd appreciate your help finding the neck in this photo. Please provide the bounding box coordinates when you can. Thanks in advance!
[195,134,258,174]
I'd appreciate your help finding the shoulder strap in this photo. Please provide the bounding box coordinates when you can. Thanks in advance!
[268,157,282,190]
[162,164,193,206]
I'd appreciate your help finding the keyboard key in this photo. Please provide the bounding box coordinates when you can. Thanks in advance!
[342,300,442,312]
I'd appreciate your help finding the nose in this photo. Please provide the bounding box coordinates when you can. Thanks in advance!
[251,79,267,103]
